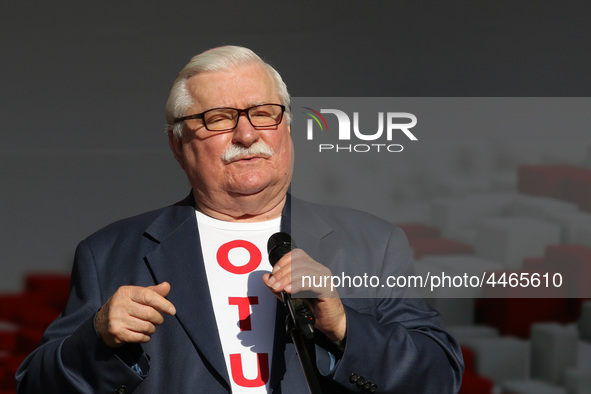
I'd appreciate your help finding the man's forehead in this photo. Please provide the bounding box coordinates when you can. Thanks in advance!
[185,63,279,110]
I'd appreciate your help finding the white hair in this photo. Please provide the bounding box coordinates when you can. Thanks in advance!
[165,45,291,139]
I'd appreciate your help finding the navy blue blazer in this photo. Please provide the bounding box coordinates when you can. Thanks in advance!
[16,194,463,393]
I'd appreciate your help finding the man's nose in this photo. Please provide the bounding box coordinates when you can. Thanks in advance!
[232,113,259,147]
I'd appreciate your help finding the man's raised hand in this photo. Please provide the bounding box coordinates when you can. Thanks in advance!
[95,282,176,348]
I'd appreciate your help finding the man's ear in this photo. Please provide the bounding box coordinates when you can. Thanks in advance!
[168,128,185,170]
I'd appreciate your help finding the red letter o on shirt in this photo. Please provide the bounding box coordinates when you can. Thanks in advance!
[217,240,262,274]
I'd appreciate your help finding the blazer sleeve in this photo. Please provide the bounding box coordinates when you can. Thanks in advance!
[320,227,465,393]
[15,240,149,394]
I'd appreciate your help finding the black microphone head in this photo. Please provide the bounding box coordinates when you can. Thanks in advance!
[267,232,296,267]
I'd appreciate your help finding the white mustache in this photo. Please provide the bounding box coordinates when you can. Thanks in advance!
[222,141,275,163]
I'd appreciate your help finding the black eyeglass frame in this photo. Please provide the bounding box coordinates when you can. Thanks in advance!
[173,103,286,132]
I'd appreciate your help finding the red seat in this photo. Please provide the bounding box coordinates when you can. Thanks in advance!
[0,354,26,391]
[460,346,475,373]
[0,294,46,322]
[517,164,591,201]
[409,238,473,259]
[397,223,441,239]
[0,325,18,354]
[25,273,70,312]
[477,296,568,338]
[459,371,494,394]
[545,244,591,298]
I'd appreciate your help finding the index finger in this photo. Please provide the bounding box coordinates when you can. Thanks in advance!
[131,286,176,316]
[272,248,299,272]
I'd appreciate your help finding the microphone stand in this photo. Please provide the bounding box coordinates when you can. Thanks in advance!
[283,297,323,394]
[268,232,323,394]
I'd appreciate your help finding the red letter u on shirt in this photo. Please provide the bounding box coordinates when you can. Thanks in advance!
[229,353,269,387]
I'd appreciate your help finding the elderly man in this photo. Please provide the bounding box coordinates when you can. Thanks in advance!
[16,46,463,393]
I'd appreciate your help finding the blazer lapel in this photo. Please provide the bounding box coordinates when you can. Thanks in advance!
[143,195,230,390]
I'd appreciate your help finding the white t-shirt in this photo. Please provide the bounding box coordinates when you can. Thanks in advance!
[197,211,281,393]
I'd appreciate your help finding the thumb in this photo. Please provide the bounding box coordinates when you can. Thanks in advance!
[148,281,172,297]
[262,274,283,301]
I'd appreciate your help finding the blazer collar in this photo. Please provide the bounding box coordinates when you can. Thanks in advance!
[143,192,333,244]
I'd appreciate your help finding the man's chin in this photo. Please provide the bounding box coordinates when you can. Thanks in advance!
[227,175,274,196]
[228,187,266,198]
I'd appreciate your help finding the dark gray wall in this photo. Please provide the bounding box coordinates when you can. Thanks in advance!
[1,1,590,289]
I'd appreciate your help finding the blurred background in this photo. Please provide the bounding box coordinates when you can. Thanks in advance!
[1,1,591,393]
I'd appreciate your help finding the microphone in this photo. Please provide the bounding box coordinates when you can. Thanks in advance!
[267,232,315,339]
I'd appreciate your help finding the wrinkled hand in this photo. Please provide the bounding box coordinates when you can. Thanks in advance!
[95,282,176,348]
[262,249,347,342]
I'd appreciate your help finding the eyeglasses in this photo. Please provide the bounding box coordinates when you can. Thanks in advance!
[174,103,286,132]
